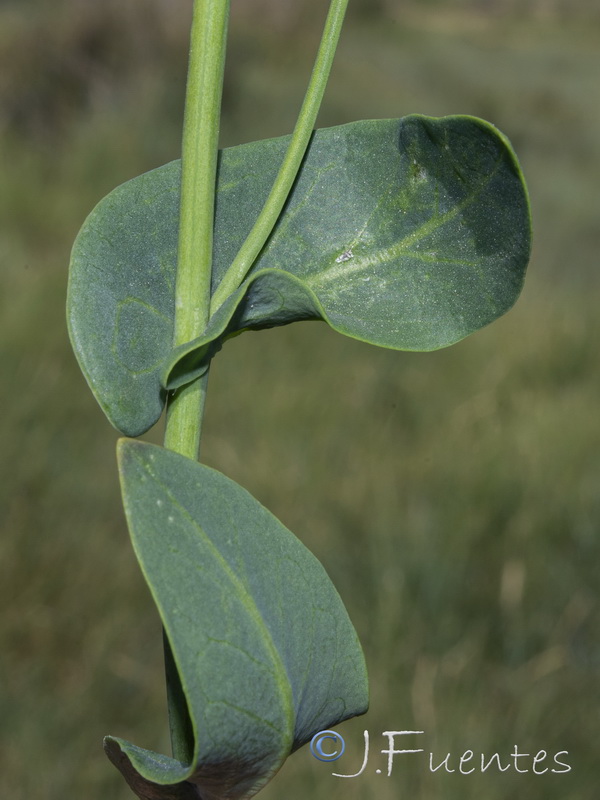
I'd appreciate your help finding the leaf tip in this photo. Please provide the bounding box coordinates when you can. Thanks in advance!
[116,437,146,472]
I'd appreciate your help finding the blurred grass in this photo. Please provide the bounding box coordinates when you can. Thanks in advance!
[1,1,599,799]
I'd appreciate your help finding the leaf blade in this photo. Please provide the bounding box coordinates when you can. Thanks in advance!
[109,440,368,799]
[68,115,530,432]
[67,163,180,435]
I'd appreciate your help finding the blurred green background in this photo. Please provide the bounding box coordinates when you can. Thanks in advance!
[1,0,599,798]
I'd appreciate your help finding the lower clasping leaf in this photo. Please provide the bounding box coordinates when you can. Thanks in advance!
[107,440,368,800]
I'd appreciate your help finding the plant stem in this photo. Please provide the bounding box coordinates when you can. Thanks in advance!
[163,0,230,762]
[161,0,348,762]
[210,0,350,313]
[164,0,230,461]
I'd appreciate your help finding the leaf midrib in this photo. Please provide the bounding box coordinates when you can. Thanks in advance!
[303,150,504,290]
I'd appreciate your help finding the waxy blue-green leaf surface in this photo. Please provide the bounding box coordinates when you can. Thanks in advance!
[107,440,368,800]
[68,115,531,435]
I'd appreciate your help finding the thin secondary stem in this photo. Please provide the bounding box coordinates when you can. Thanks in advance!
[162,0,230,764]
[209,0,350,313]
[164,0,230,461]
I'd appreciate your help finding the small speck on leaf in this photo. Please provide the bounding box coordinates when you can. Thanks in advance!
[336,249,353,263]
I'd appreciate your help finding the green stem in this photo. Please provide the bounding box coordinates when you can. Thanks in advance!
[164,0,230,461]
[161,0,348,762]
[210,0,350,313]
[163,0,230,762]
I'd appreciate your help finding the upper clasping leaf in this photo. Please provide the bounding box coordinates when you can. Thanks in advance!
[67,115,530,435]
